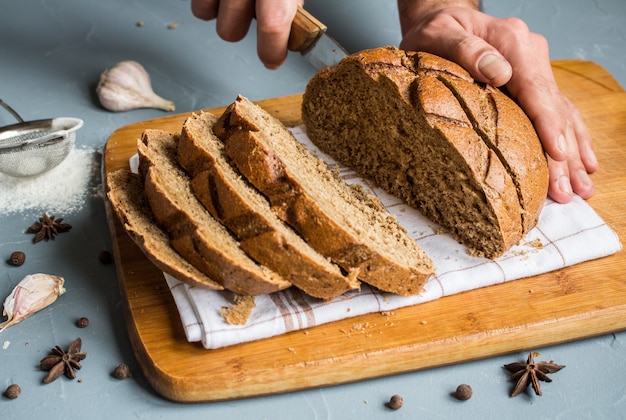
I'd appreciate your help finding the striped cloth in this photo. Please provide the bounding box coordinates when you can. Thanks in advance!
[157,126,622,349]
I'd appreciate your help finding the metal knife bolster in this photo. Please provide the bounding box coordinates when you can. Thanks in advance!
[300,32,348,70]
[288,7,349,70]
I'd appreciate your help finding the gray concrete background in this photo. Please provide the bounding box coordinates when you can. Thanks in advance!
[0,0,624,418]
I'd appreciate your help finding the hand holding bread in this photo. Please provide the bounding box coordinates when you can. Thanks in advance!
[397,3,598,203]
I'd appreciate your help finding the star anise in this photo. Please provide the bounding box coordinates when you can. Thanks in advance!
[39,337,87,383]
[503,352,565,397]
[27,213,72,243]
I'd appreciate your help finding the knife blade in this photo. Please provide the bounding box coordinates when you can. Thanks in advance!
[288,7,348,70]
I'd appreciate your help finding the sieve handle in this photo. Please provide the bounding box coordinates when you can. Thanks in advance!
[0,129,68,150]
[0,99,24,123]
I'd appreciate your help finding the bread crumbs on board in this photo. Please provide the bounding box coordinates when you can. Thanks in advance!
[221,295,256,325]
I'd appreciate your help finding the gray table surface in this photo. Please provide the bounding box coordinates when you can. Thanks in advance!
[1,0,624,418]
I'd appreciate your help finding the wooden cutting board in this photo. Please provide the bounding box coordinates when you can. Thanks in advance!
[103,60,625,403]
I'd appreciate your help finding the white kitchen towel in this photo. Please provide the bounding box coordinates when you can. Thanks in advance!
[140,125,622,349]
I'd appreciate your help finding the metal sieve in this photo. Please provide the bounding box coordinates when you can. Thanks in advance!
[0,99,83,178]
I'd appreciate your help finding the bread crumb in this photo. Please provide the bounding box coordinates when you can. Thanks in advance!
[136,21,144,27]
[167,23,178,30]
[221,295,256,325]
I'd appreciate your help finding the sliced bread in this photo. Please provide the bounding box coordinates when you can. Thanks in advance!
[106,168,223,290]
[301,47,549,258]
[213,95,434,296]
[137,129,291,296]
[178,111,360,300]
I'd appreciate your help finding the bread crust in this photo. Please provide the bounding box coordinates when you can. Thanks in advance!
[106,168,223,290]
[302,47,548,258]
[215,95,434,296]
[138,129,291,296]
[179,112,360,300]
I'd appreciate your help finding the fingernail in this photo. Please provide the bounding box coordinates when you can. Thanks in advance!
[557,175,574,196]
[577,169,593,188]
[478,54,508,82]
[556,134,566,155]
[587,148,598,169]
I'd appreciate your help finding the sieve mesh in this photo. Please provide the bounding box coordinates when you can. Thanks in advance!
[0,99,82,177]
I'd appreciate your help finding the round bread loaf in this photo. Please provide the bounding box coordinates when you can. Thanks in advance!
[302,47,548,258]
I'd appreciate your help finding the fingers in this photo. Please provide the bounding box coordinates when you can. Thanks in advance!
[502,35,598,202]
[191,0,302,69]
[399,7,598,202]
[255,0,301,69]
[547,151,595,204]
[191,0,219,20]
[216,0,256,42]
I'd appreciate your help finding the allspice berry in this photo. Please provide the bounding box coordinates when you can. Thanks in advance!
[8,251,25,266]
[76,317,90,328]
[113,363,132,379]
[454,384,473,400]
[4,384,21,399]
[386,394,403,409]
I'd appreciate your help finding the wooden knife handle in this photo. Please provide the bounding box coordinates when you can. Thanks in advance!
[288,7,327,53]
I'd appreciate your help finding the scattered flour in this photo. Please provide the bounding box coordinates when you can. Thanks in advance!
[0,147,97,215]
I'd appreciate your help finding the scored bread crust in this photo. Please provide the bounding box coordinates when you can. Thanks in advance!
[106,168,223,290]
[137,129,291,296]
[302,47,548,258]
[178,111,360,300]
[213,95,434,296]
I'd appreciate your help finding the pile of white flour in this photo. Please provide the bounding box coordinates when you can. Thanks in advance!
[0,147,97,215]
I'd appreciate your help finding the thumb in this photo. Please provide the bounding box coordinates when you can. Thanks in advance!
[475,52,512,87]
[400,30,513,87]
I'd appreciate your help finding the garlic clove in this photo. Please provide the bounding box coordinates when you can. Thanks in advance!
[0,273,66,333]
[96,60,175,112]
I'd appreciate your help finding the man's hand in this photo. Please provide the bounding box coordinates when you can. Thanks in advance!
[398,2,598,203]
[191,0,303,69]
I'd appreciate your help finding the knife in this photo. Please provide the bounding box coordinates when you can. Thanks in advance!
[288,7,348,70]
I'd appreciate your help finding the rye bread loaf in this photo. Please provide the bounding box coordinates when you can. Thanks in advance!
[178,111,360,299]
[137,129,291,296]
[302,47,549,258]
[106,168,223,290]
[213,95,434,296]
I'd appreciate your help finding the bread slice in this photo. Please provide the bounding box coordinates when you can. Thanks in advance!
[137,129,291,296]
[213,95,434,296]
[301,47,548,258]
[106,168,223,290]
[177,111,360,300]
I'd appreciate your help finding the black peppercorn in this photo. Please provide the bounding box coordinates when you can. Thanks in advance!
[7,251,25,266]
[454,384,473,400]
[386,394,403,409]
[76,317,90,328]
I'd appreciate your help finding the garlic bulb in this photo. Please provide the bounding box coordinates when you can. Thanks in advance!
[96,60,175,112]
[0,273,66,333]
